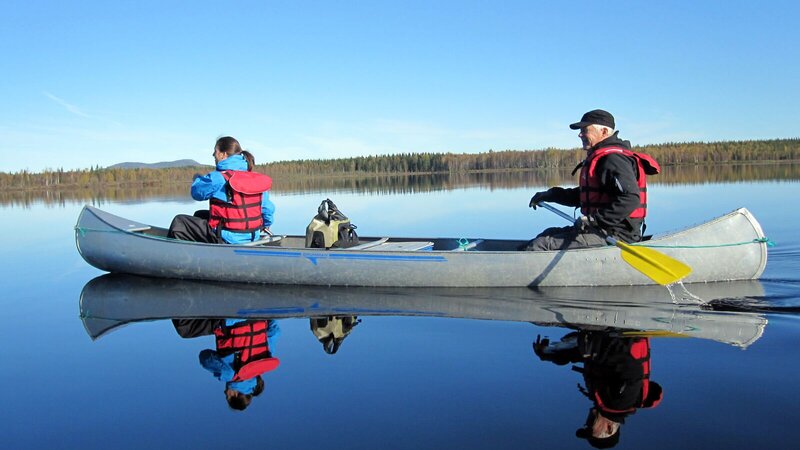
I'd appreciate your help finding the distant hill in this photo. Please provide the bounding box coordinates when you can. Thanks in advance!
[108,159,208,169]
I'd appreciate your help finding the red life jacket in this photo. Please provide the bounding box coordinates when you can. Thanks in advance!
[208,171,272,234]
[215,320,280,381]
[579,147,660,219]
[590,338,663,415]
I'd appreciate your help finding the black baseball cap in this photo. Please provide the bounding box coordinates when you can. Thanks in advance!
[570,109,615,130]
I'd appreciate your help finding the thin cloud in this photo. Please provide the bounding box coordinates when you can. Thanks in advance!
[42,91,122,126]
[43,91,92,118]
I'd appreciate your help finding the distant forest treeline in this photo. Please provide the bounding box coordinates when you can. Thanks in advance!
[3,161,798,208]
[2,138,798,192]
[266,138,800,176]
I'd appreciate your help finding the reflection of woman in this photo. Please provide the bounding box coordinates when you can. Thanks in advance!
[310,316,360,354]
[173,318,281,411]
[533,330,663,448]
[168,136,275,244]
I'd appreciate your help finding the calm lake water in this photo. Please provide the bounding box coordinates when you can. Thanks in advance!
[2,169,799,449]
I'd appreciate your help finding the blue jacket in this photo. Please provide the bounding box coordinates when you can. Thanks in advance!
[199,319,281,394]
[191,154,275,244]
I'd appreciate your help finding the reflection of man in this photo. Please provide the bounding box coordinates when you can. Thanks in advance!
[310,316,360,354]
[173,318,281,411]
[534,330,663,448]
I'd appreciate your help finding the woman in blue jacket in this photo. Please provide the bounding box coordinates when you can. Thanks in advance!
[173,318,281,411]
[168,136,275,244]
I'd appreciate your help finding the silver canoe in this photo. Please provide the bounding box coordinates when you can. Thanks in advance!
[75,205,768,287]
[79,274,768,348]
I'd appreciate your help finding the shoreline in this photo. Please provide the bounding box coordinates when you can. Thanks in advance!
[4,160,799,194]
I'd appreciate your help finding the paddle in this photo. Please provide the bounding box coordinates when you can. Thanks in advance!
[536,202,692,286]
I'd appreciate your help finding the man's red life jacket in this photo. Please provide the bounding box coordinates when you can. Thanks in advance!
[208,170,272,234]
[579,147,660,219]
[215,320,280,382]
[588,337,663,415]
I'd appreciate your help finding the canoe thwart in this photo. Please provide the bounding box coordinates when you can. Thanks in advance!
[452,239,484,251]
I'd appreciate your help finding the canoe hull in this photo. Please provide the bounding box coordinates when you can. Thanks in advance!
[75,206,767,287]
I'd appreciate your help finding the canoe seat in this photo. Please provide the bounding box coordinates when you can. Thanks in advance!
[362,241,434,252]
[345,238,389,250]
[240,235,284,246]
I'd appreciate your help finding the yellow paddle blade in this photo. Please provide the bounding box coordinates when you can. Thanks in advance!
[615,240,692,286]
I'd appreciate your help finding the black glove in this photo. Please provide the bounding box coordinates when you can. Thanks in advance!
[529,190,551,209]
[532,334,578,365]
[574,215,598,232]
[533,335,550,358]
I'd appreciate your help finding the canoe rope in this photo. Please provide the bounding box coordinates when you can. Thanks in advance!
[74,227,172,241]
[75,227,105,236]
[631,237,775,249]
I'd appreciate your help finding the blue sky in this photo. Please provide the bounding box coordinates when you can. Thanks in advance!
[1,0,798,173]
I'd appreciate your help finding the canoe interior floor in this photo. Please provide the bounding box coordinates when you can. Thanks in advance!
[133,229,528,252]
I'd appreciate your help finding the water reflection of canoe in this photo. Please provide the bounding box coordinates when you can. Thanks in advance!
[75,206,768,287]
[79,274,768,348]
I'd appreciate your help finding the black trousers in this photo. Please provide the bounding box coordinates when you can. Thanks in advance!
[167,212,222,243]
[524,225,607,251]
[172,319,223,338]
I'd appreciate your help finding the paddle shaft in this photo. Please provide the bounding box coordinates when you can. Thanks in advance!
[538,202,576,223]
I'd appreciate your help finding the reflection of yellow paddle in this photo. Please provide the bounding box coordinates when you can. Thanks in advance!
[537,202,692,286]
[620,330,689,338]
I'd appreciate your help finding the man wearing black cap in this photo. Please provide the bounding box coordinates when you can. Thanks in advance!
[525,109,660,251]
